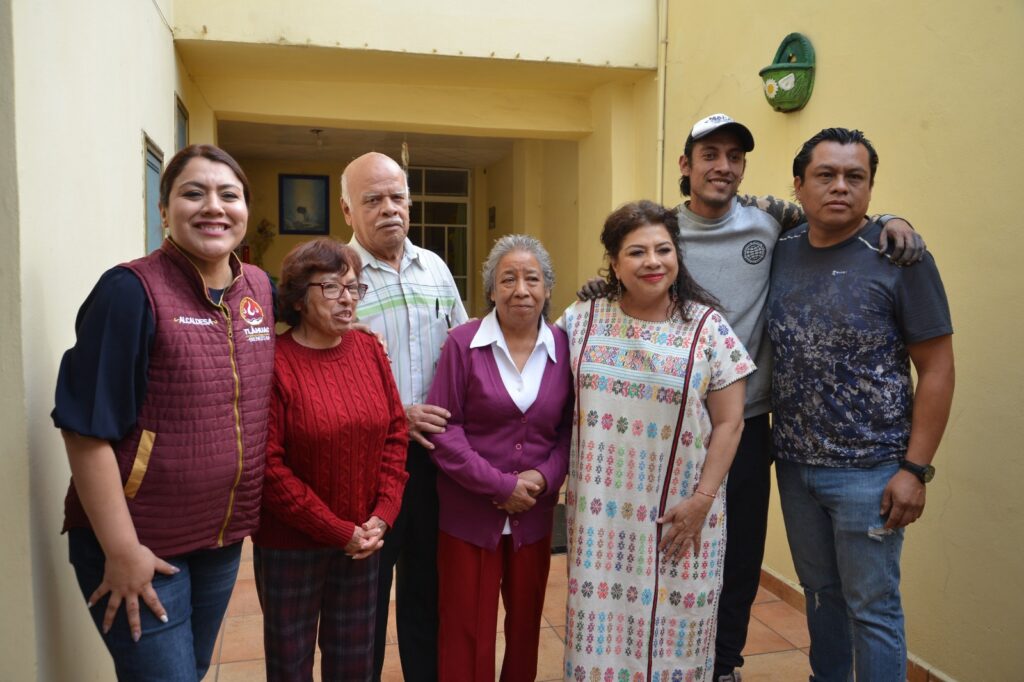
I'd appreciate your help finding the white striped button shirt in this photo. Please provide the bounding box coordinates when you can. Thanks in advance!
[349,237,469,406]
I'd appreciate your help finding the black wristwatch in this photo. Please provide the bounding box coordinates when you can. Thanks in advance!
[899,459,935,484]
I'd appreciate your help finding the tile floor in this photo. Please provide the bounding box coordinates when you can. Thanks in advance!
[211,539,811,681]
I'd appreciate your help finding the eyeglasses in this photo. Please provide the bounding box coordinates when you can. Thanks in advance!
[307,281,369,301]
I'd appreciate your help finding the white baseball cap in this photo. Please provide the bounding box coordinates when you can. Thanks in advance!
[687,113,755,151]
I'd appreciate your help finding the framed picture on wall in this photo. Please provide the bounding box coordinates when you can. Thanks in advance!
[279,174,330,235]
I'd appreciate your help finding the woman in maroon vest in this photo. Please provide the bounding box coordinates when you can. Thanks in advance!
[53,144,274,681]
[253,238,408,681]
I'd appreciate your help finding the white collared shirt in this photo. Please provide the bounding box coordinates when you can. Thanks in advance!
[470,309,558,414]
[349,237,469,406]
[470,309,558,534]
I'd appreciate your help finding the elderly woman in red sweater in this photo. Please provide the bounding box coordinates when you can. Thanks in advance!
[253,238,408,682]
[427,234,573,682]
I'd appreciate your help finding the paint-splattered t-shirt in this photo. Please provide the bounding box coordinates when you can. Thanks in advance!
[767,221,952,467]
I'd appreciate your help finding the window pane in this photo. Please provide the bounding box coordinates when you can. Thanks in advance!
[455,276,467,300]
[145,145,163,253]
[407,225,423,247]
[407,168,423,194]
[424,169,468,196]
[424,201,464,225]
[446,226,467,278]
[409,201,423,224]
[175,100,189,152]
[423,226,446,257]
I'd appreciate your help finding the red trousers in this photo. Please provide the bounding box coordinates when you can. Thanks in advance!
[437,531,552,682]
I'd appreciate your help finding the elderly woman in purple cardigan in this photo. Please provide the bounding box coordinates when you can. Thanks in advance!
[427,234,572,682]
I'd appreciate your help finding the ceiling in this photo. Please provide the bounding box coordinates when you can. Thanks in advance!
[189,41,651,168]
[177,40,649,92]
[218,121,516,168]
[195,40,649,169]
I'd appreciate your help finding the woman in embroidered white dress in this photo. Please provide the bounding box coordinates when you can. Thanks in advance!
[561,200,754,682]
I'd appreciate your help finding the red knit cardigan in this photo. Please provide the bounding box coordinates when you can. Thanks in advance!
[253,329,408,549]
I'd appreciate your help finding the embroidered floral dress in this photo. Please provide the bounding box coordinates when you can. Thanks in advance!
[561,298,754,682]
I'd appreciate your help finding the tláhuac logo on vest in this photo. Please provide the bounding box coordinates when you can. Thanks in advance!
[240,297,265,325]
[240,296,271,343]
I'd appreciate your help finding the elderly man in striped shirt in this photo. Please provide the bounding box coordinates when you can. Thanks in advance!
[342,152,468,682]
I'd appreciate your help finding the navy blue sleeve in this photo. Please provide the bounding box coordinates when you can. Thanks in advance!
[267,269,279,321]
[52,267,154,441]
[894,253,953,345]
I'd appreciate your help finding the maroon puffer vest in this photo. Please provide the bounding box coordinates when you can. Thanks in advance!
[65,239,274,557]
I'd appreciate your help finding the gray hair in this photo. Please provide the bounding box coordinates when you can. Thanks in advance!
[482,234,555,319]
[340,172,351,207]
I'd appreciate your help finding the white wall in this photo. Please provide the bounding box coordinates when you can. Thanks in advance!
[0,0,35,679]
[10,0,199,677]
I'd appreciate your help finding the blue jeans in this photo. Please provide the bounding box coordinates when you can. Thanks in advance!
[68,528,242,681]
[776,460,906,682]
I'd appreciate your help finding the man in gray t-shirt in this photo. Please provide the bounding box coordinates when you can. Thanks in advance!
[674,114,923,682]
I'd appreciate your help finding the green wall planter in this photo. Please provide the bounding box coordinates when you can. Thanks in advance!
[759,33,815,112]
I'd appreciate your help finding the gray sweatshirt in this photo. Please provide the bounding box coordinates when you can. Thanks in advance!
[676,194,804,419]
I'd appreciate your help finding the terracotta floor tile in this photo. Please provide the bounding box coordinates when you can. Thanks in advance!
[736,649,811,681]
[753,585,781,604]
[751,600,811,649]
[219,613,266,663]
[226,577,262,618]
[380,642,404,681]
[741,615,796,656]
[312,650,322,682]
[426,625,565,681]
[496,597,506,633]
[211,621,225,665]
[549,554,567,579]
[906,658,929,682]
[216,658,265,681]
[534,627,566,681]
[495,627,565,681]
[541,567,568,628]
[223,549,816,680]
[385,600,398,644]
[494,630,506,673]
[235,558,255,582]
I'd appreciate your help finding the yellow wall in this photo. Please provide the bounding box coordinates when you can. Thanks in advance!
[539,141,581,315]
[481,153,516,311]
[173,0,657,69]
[237,158,353,275]
[665,1,1024,677]
[175,50,217,144]
[578,77,660,291]
[478,140,582,317]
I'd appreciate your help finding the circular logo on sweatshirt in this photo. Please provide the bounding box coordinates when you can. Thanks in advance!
[742,240,767,264]
[240,297,265,326]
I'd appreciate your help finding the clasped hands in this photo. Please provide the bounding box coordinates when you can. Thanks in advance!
[495,469,547,514]
[345,515,388,560]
